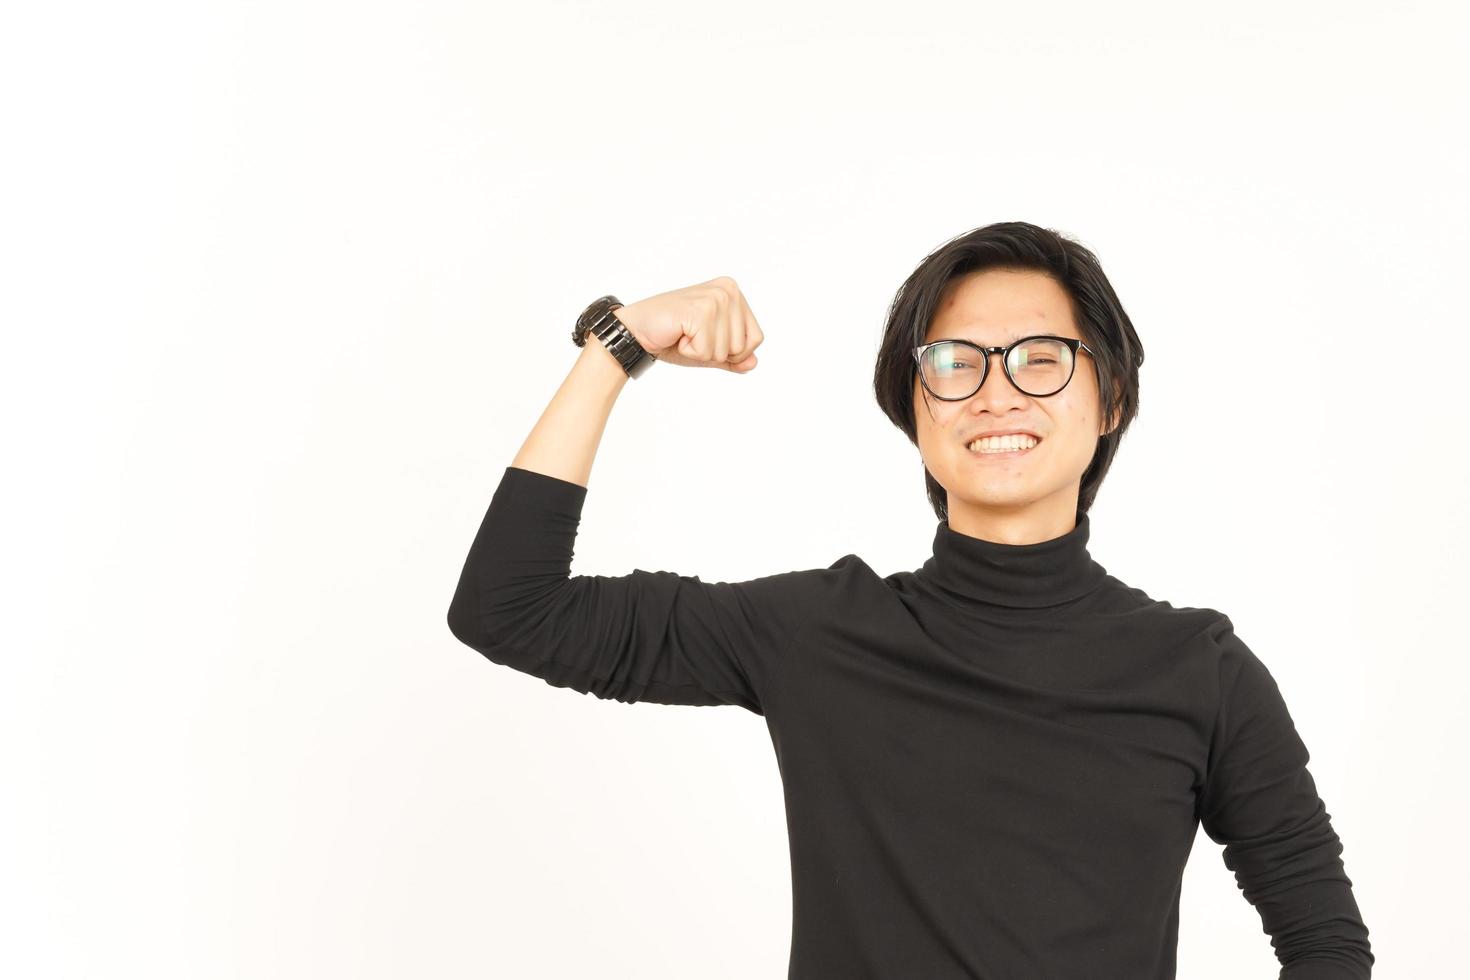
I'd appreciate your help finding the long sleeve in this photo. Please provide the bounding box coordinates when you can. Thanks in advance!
[1196,616,1374,978]
[446,465,828,714]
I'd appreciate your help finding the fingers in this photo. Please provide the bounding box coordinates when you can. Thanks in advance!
[660,276,763,372]
[712,286,730,365]
[734,288,762,363]
[714,277,759,370]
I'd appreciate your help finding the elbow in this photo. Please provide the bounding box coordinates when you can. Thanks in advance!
[447,564,505,649]
[446,600,471,645]
[447,587,514,657]
[446,587,488,649]
[1280,942,1375,979]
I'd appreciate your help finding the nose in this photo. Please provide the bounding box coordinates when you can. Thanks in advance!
[967,350,1030,413]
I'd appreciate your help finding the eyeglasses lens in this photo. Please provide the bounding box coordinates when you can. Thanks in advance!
[919,339,1074,398]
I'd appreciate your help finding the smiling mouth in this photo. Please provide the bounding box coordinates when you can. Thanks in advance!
[965,437,1041,459]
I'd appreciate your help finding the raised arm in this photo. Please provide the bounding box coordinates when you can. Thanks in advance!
[447,281,823,713]
[497,276,762,491]
[1197,616,1375,978]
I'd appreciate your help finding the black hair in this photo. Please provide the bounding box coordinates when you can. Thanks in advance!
[872,221,1144,521]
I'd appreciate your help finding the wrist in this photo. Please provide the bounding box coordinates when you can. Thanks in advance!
[578,337,632,387]
[611,308,655,354]
[574,294,656,379]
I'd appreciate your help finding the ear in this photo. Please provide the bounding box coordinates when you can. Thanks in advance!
[1099,380,1123,437]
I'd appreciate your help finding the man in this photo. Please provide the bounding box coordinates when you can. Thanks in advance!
[447,221,1373,978]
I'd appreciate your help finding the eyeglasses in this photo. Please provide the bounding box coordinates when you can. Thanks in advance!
[911,335,1098,401]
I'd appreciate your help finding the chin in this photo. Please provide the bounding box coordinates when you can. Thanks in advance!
[949,485,1041,511]
[970,498,1043,514]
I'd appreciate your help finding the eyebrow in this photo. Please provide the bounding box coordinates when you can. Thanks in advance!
[929,332,1072,345]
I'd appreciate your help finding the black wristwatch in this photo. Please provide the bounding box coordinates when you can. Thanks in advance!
[571,294,656,379]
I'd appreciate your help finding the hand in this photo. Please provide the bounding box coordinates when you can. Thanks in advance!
[613,276,764,373]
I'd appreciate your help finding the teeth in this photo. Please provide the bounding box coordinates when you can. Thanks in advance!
[967,434,1039,453]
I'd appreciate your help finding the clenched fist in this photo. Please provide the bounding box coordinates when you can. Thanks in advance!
[613,276,764,373]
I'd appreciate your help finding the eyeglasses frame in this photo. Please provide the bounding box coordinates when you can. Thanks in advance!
[911,335,1098,401]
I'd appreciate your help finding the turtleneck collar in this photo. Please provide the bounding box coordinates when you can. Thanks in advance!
[919,510,1107,608]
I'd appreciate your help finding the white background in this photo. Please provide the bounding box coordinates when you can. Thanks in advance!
[4,1,1466,976]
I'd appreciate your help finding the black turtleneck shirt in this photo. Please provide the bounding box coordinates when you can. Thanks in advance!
[447,465,1373,979]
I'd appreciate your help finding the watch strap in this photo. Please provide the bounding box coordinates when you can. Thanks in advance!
[573,294,656,379]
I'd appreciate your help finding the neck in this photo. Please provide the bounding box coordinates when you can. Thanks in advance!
[944,488,1083,547]
[920,506,1106,609]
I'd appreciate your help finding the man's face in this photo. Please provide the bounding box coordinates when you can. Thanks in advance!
[912,268,1115,537]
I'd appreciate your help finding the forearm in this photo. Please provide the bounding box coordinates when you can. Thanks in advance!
[510,340,629,489]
